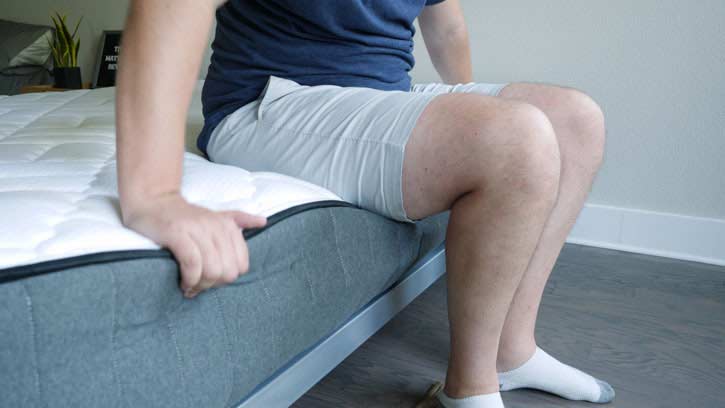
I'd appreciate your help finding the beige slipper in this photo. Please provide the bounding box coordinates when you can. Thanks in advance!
[414,381,445,408]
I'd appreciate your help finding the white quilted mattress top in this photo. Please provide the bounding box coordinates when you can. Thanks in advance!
[0,83,343,269]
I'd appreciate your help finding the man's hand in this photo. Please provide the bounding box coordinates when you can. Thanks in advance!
[123,193,267,298]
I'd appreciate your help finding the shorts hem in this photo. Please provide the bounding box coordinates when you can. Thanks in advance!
[393,94,439,224]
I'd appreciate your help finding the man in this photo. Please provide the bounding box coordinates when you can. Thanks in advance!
[116,0,614,407]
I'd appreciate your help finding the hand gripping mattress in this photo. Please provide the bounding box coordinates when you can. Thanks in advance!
[0,85,450,407]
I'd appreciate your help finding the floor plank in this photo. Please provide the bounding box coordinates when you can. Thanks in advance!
[293,244,725,407]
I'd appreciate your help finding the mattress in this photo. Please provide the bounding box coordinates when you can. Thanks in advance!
[0,85,450,407]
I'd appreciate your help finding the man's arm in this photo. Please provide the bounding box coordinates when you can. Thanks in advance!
[117,0,266,298]
[418,0,473,84]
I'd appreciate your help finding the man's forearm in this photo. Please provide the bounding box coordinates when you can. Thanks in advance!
[116,0,218,218]
[418,0,473,84]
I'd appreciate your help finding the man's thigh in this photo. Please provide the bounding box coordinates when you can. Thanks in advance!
[401,91,528,221]
[402,80,530,220]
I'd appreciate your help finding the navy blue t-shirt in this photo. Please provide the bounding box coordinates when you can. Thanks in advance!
[198,0,446,154]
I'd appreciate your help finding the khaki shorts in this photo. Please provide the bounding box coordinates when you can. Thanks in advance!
[207,75,509,223]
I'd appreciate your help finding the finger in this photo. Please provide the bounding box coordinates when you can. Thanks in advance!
[223,220,246,283]
[223,211,268,229]
[211,219,239,288]
[187,225,223,297]
[238,237,251,275]
[166,234,202,294]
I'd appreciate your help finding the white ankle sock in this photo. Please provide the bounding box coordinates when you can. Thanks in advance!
[497,346,615,403]
[436,389,505,408]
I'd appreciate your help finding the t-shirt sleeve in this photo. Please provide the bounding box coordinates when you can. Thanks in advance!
[425,0,447,5]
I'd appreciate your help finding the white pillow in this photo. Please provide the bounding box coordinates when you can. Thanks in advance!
[9,29,53,67]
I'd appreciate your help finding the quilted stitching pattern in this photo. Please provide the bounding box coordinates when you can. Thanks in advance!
[0,83,342,269]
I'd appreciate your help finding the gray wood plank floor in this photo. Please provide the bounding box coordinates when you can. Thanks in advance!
[293,244,725,408]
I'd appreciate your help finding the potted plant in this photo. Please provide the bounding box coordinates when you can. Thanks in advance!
[48,12,83,89]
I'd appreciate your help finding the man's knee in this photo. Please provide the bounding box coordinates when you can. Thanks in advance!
[558,88,606,171]
[465,99,561,202]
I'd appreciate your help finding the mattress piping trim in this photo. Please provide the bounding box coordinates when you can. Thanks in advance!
[0,200,359,284]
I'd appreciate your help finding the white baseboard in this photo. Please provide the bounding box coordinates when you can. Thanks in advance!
[567,204,725,267]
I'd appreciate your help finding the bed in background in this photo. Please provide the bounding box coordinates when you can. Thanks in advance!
[0,84,449,407]
[0,19,54,95]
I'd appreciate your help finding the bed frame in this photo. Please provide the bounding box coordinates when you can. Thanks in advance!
[235,242,447,407]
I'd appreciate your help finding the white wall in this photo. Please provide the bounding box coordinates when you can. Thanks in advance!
[4,0,724,222]
[412,0,725,221]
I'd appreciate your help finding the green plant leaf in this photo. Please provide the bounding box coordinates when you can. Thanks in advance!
[50,11,82,68]
[52,15,70,67]
[50,15,62,42]
[46,35,61,67]
[74,38,81,66]
[73,18,83,67]
[61,48,70,68]
[49,15,66,67]
[68,34,76,66]
[60,27,73,65]
[59,14,72,66]
[71,16,83,39]
[50,14,60,65]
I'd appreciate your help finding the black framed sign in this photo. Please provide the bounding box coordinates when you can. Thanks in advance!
[93,31,122,88]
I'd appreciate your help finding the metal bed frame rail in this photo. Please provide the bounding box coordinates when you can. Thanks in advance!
[236,242,447,407]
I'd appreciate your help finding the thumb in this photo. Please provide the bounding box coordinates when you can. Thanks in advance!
[223,210,268,229]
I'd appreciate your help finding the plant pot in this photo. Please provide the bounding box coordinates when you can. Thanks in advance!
[53,67,82,89]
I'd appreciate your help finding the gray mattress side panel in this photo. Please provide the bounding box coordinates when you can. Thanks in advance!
[0,206,448,408]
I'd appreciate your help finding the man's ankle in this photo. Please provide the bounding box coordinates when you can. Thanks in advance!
[496,340,537,372]
[443,378,500,399]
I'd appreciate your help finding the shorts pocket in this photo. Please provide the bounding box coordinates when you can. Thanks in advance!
[257,75,305,122]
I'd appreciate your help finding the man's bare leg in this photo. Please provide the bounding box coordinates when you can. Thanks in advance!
[402,93,561,403]
[491,83,614,403]
[495,84,606,366]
